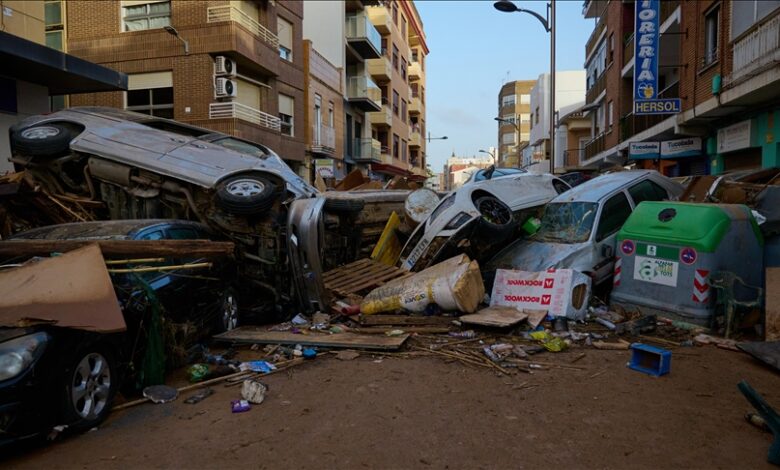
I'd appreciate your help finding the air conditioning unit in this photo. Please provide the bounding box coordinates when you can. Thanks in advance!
[214,56,236,77]
[215,77,237,98]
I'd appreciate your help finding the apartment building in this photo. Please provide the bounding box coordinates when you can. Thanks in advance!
[524,70,586,172]
[63,0,307,174]
[579,0,780,177]
[557,106,591,169]
[496,80,534,168]
[0,1,126,173]
[442,154,492,190]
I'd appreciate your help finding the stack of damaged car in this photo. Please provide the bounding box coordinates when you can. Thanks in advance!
[7,107,388,317]
[398,169,571,272]
[483,170,684,291]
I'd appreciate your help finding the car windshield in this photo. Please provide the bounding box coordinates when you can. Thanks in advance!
[211,137,268,158]
[535,202,598,243]
[472,168,523,182]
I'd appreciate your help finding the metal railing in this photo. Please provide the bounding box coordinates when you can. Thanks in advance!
[563,148,585,166]
[209,102,281,131]
[347,75,382,105]
[732,12,780,82]
[585,14,606,58]
[586,71,606,104]
[584,133,606,160]
[620,112,667,141]
[312,124,336,151]
[345,13,382,52]
[207,5,279,49]
[354,138,381,162]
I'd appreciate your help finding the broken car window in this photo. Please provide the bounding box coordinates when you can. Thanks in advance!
[595,192,632,241]
[535,202,598,243]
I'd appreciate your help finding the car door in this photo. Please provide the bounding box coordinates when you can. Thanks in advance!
[591,191,633,284]
[627,178,671,206]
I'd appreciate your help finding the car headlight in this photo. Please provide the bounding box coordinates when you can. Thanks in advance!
[429,194,456,223]
[444,212,472,230]
[0,332,49,381]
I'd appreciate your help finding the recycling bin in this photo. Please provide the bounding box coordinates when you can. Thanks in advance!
[610,202,763,324]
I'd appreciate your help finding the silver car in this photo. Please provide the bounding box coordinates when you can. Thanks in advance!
[484,170,684,287]
[398,172,570,272]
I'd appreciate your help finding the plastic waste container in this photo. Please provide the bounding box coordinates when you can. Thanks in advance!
[610,202,763,324]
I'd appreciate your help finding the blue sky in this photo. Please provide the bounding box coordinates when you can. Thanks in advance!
[415,0,593,171]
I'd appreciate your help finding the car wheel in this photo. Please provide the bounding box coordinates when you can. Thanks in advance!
[216,175,277,215]
[474,196,515,237]
[216,288,239,333]
[10,124,72,158]
[323,198,365,214]
[61,347,116,432]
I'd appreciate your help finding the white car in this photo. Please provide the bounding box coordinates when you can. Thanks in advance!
[398,172,571,272]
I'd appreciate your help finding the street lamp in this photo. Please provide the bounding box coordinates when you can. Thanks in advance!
[427,132,448,142]
[494,116,521,167]
[479,149,496,164]
[494,0,556,172]
[164,25,190,55]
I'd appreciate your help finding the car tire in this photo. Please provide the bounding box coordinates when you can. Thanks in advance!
[323,198,365,214]
[10,124,72,158]
[61,346,117,433]
[216,288,239,333]
[474,195,516,238]
[216,175,277,216]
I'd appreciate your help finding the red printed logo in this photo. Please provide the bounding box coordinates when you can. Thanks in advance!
[544,278,554,289]
[546,268,556,273]
[541,294,551,305]
[507,279,543,287]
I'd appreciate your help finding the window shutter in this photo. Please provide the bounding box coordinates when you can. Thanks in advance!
[128,71,172,90]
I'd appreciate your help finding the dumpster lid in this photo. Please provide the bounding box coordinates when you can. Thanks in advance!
[618,202,758,252]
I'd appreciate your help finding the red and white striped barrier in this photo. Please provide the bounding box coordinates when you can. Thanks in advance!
[613,258,622,286]
[692,269,709,303]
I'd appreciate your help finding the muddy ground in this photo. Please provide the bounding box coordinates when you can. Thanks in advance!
[4,346,779,469]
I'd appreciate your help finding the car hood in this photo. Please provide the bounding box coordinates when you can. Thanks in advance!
[486,239,594,273]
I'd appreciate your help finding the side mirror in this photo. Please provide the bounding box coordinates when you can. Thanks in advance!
[484,165,496,180]
[601,244,614,258]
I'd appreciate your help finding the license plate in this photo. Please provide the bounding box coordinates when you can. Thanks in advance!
[403,238,430,270]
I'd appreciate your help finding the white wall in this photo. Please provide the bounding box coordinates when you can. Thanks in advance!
[529,70,586,147]
[302,1,345,70]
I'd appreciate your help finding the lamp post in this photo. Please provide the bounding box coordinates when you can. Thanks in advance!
[427,132,448,142]
[494,116,521,167]
[478,149,496,164]
[494,0,555,172]
[164,25,189,55]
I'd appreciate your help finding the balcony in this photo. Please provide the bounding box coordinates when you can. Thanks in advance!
[367,57,392,82]
[207,5,278,49]
[409,60,421,80]
[623,32,634,66]
[409,95,422,114]
[345,14,382,59]
[410,127,422,147]
[369,100,392,127]
[620,82,678,139]
[353,138,381,163]
[347,75,382,112]
[585,71,606,104]
[563,148,585,166]
[380,146,394,164]
[209,102,281,131]
[366,6,392,34]
[660,0,680,25]
[583,133,606,160]
[311,124,336,156]
[585,15,606,58]
[731,12,780,83]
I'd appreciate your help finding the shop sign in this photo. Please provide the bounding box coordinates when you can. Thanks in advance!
[661,137,702,158]
[633,0,681,115]
[315,158,334,178]
[629,142,660,159]
[717,120,753,154]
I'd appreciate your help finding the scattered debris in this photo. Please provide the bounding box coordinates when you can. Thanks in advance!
[142,385,179,404]
[459,306,528,328]
[184,388,214,405]
[628,343,671,377]
[214,328,410,351]
[335,350,360,361]
[490,268,591,320]
[231,400,252,413]
[738,380,780,465]
[241,380,269,404]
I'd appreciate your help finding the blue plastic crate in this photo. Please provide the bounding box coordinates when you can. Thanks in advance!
[628,343,671,377]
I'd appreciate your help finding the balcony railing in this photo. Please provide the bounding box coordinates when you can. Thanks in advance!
[347,75,382,105]
[207,5,279,49]
[312,124,336,153]
[620,113,667,141]
[563,148,585,166]
[369,100,392,126]
[660,0,680,25]
[585,14,606,57]
[380,146,394,165]
[584,133,606,160]
[409,95,421,114]
[209,102,281,131]
[354,138,381,162]
[731,12,780,83]
[409,60,421,80]
[623,32,634,66]
[345,13,382,57]
[585,71,606,104]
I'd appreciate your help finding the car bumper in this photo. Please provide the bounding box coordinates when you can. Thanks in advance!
[0,368,52,447]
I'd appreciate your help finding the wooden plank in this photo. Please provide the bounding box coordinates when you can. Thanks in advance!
[767,268,780,341]
[0,239,235,259]
[350,326,451,334]
[358,314,455,326]
[213,327,409,350]
[323,260,382,285]
[337,267,404,293]
[322,258,372,282]
[459,306,529,328]
[327,261,396,287]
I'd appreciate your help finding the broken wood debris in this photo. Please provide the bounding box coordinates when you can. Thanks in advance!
[0,239,235,259]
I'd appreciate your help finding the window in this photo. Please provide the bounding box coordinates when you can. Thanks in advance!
[585,39,607,89]
[278,17,293,61]
[412,49,418,63]
[628,180,669,205]
[279,94,294,136]
[402,139,408,162]
[535,107,540,124]
[393,133,400,159]
[608,32,614,64]
[519,94,530,104]
[595,192,632,241]
[381,37,388,56]
[392,44,399,71]
[122,1,171,32]
[401,58,407,81]
[501,114,516,124]
[401,99,407,123]
[520,132,530,141]
[328,102,334,127]
[126,71,174,118]
[704,7,719,66]
[501,94,515,107]
[392,89,399,115]
[139,230,164,240]
[731,0,780,39]
[402,15,407,37]
[314,93,322,143]
[520,113,530,124]
[501,132,516,145]
[168,228,198,240]
[392,2,398,25]
[45,0,64,51]
[608,100,613,128]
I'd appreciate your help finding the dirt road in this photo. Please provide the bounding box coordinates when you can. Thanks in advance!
[4,346,778,469]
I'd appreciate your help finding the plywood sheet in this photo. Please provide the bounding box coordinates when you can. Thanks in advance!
[459,306,529,328]
[766,268,780,341]
[214,327,409,350]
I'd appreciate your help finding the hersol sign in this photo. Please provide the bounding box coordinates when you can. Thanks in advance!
[490,269,591,318]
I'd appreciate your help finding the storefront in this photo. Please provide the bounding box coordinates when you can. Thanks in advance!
[628,137,709,177]
[710,110,780,175]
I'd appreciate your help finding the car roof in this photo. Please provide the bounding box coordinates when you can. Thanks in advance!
[551,170,659,203]
[11,219,207,240]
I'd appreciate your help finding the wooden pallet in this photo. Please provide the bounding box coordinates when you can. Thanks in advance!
[323,258,411,298]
